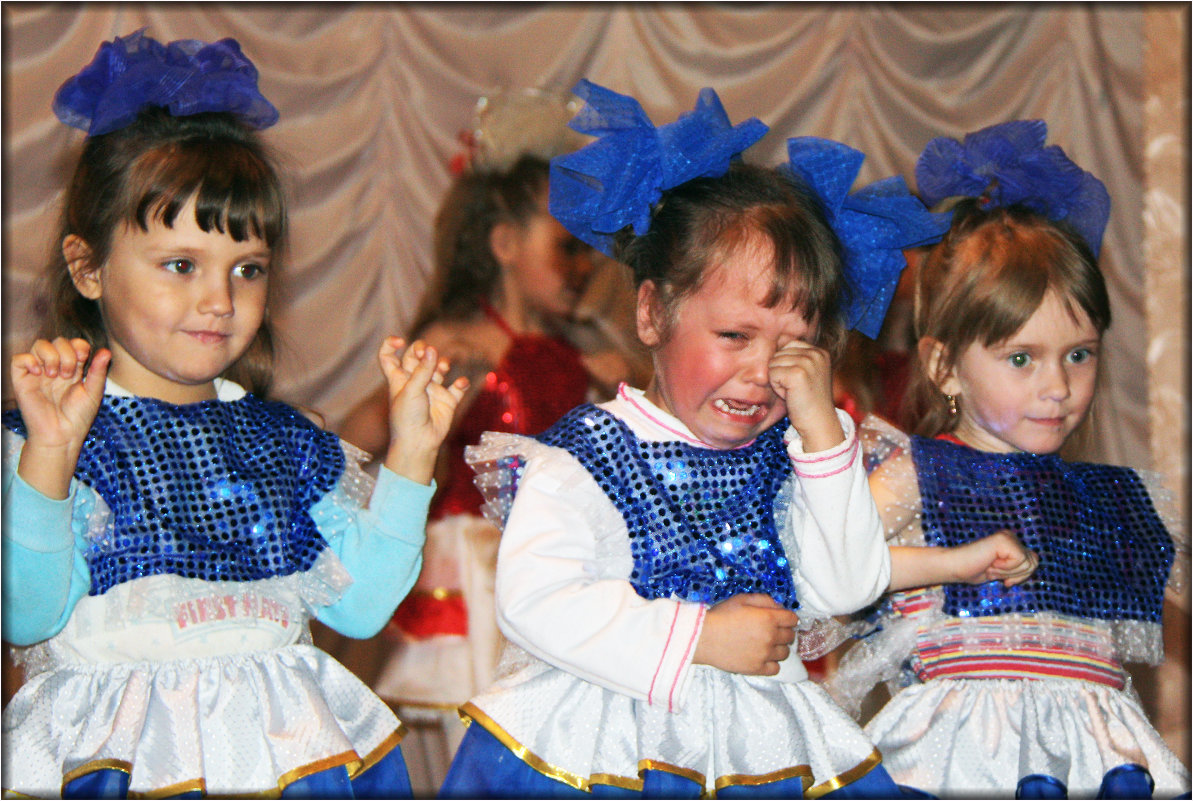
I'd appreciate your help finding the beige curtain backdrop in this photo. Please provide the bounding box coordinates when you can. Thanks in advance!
[2,0,1188,754]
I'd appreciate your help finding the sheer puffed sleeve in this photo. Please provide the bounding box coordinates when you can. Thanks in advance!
[469,432,708,711]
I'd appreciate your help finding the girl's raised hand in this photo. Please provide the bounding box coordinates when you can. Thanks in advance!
[768,340,844,452]
[11,338,110,499]
[378,337,468,485]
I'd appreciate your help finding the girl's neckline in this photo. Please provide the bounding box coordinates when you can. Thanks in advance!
[105,377,246,403]
[480,300,518,339]
[933,431,1059,460]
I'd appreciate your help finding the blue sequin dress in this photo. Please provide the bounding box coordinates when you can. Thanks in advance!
[830,416,1190,799]
[440,386,901,798]
[1,380,432,798]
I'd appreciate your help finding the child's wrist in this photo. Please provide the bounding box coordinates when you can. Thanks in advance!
[944,543,979,584]
[16,441,81,500]
[792,412,845,453]
[383,448,436,485]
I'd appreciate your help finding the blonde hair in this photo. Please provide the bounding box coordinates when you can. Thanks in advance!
[905,200,1111,437]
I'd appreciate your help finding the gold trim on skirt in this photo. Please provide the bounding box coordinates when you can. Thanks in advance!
[805,748,883,799]
[276,749,362,791]
[354,725,408,777]
[461,702,883,797]
[714,764,813,793]
[45,727,409,800]
[62,758,131,786]
[130,777,208,799]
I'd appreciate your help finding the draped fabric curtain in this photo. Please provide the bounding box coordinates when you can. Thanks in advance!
[1,4,1178,474]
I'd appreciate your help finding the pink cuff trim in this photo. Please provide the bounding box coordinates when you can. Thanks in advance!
[792,437,860,479]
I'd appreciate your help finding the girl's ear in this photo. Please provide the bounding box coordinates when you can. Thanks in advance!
[636,281,664,348]
[918,336,961,395]
[489,221,520,270]
[63,235,102,300]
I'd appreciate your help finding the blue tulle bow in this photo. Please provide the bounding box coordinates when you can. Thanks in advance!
[53,29,279,136]
[549,79,768,256]
[915,119,1111,257]
[784,137,951,339]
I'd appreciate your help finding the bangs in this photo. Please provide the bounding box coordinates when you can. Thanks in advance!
[712,203,843,342]
[973,264,1049,349]
[125,139,285,246]
[923,206,1109,359]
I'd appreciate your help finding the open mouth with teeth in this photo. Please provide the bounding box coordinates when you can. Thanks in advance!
[713,398,763,418]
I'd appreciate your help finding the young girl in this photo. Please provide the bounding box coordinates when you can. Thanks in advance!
[337,95,638,790]
[1,31,466,798]
[340,128,601,701]
[437,80,1037,799]
[830,120,1190,798]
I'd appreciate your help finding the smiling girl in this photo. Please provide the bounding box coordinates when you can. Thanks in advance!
[1,32,466,798]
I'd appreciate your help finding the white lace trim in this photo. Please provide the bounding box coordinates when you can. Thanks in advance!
[829,591,1165,721]
[1137,468,1190,601]
[467,431,634,571]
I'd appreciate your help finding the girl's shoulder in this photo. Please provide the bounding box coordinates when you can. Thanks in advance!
[859,415,915,476]
[859,415,924,543]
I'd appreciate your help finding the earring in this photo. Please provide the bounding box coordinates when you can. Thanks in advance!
[944,394,958,416]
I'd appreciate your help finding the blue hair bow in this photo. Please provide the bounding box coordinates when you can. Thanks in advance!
[915,119,1111,256]
[784,137,951,339]
[53,29,279,137]
[549,79,768,257]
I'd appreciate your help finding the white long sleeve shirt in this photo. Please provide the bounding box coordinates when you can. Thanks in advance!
[481,385,890,711]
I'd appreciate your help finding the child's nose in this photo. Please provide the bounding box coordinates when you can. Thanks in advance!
[1041,363,1072,401]
[197,275,235,316]
[745,346,773,386]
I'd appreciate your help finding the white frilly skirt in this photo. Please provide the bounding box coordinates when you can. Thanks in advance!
[864,676,1190,798]
[462,648,882,796]
[2,644,405,797]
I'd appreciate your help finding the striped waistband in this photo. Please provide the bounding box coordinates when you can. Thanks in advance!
[912,617,1125,689]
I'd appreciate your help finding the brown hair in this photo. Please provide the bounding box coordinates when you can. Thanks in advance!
[905,200,1111,436]
[44,106,287,396]
[410,154,551,334]
[616,161,848,357]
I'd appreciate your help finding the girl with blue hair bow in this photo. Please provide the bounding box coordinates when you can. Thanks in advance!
[1,31,467,798]
[438,80,1037,799]
[830,121,1190,799]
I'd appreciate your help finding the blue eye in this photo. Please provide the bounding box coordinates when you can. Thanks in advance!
[1008,352,1031,368]
[1068,347,1095,364]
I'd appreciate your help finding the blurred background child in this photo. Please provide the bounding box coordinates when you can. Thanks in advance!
[334,89,647,793]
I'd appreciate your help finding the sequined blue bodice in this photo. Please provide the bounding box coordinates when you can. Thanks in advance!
[3,394,344,596]
[912,435,1173,623]
[535,405,799,610]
